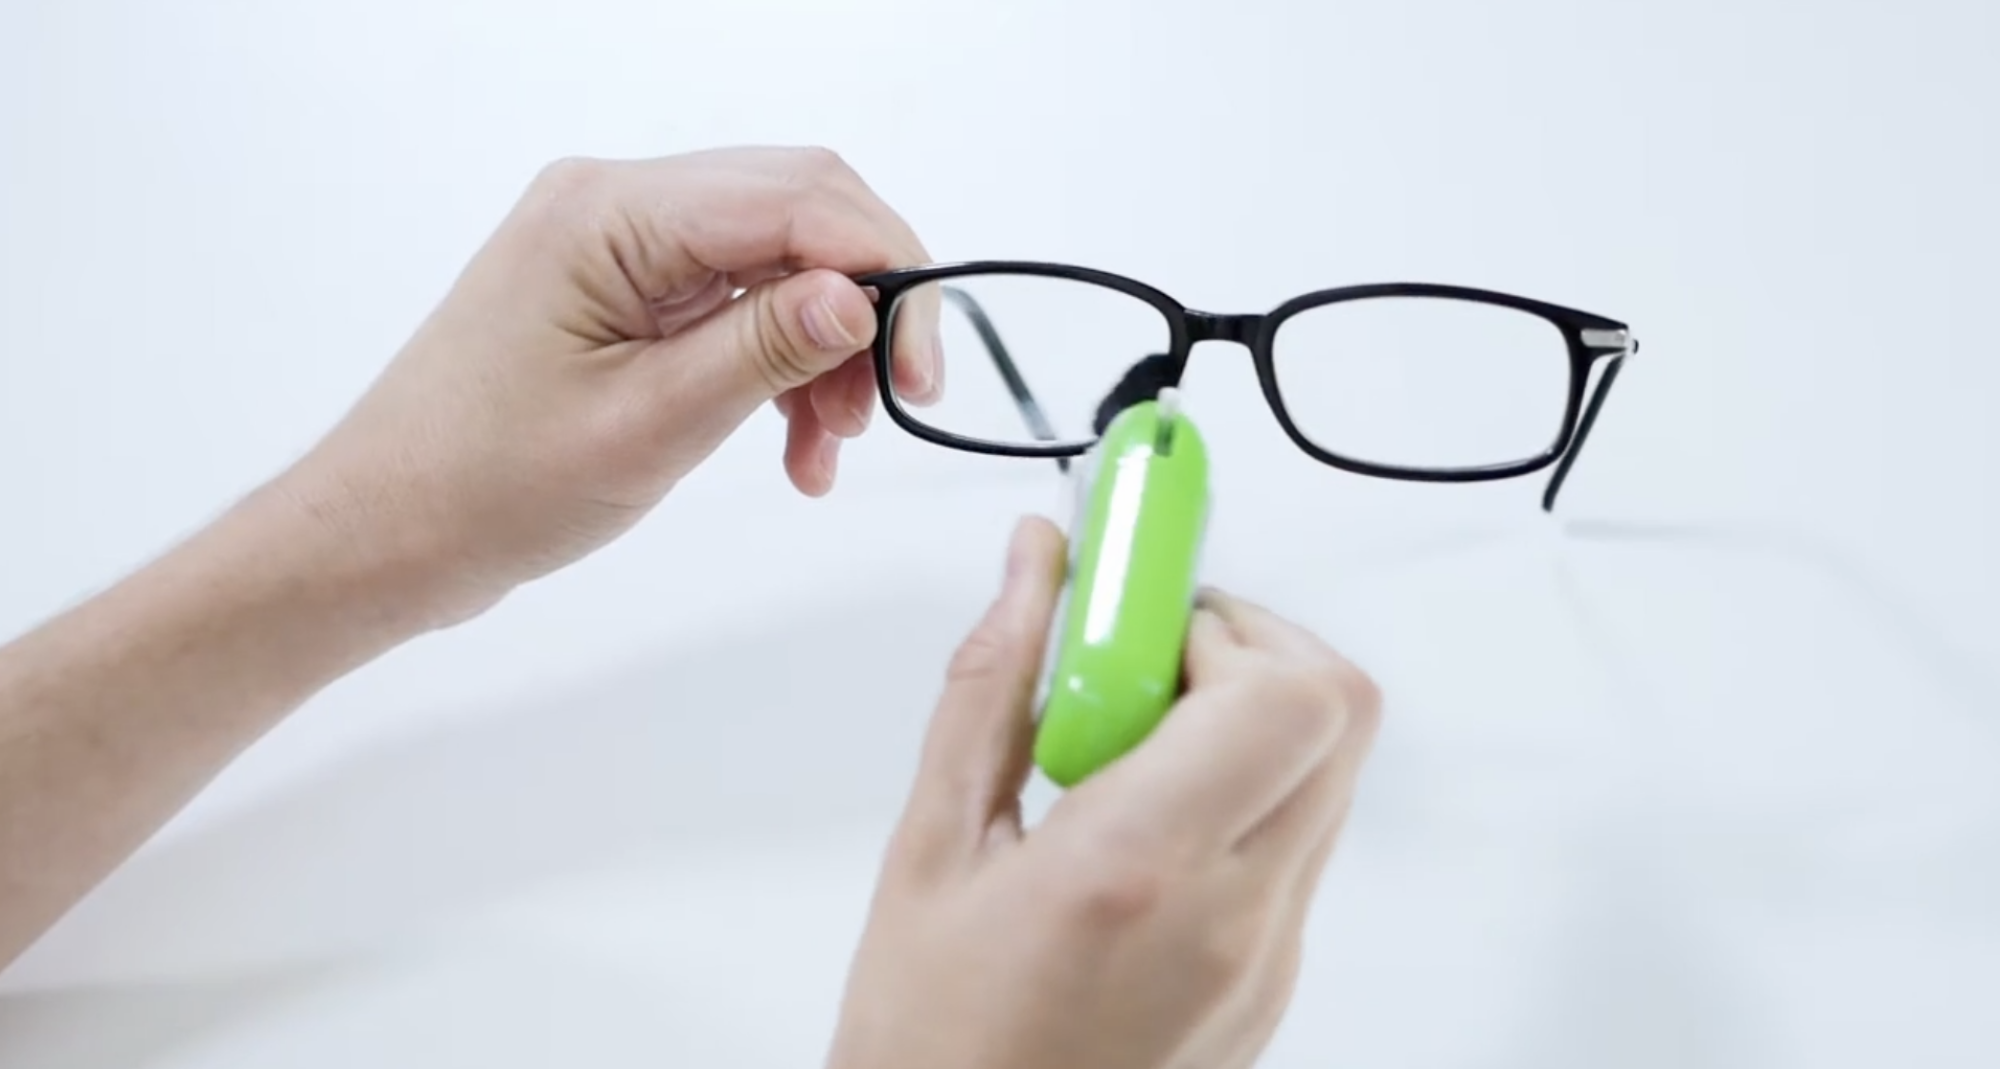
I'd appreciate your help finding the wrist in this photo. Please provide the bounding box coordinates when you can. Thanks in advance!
[4,471,461,747]
[223,465,493,642]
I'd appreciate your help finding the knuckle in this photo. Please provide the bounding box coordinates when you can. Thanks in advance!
[528,156,613,217]
[791,145,854,181]
[876,816,949,891]
[1052,850,1169,928]
[1297,649,1383,742]
[1259,662,1341,715]
[942,620,1011,685]
[1245,660,1359,742]
[1044,814,1188,928]
[1338,661,1384,729]
[1245,940,1306,1030]
[1187,911,1264,984]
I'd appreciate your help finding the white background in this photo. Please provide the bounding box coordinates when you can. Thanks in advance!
[2,0,1997,1065]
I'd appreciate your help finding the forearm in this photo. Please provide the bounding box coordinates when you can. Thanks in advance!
[0,478,439,969]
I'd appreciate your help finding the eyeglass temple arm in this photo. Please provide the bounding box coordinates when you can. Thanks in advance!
[939,286,1069,473]
[1541,334,1639,512]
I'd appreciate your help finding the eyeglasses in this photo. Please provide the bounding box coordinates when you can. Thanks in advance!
[852,261,1640,512]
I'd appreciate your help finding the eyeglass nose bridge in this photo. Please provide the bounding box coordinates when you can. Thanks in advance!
[1182,310,1264,348]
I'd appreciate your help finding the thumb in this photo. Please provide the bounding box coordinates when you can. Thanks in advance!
[888,516,1067,881]
[640,269,878,459]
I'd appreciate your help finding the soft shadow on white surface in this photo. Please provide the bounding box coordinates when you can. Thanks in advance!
[0,585,977,1066]
[6,514,1997,1068]
[0,959,365,1069]
[6,591,981,990]
[1563,518,1999,721]
[1270,514,2000,1067]
[0,939,820,1069]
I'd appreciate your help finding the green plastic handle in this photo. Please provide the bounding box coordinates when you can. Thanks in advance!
[1033,392,1210,788]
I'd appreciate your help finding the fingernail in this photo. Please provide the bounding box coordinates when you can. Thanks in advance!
[847,376,874,433]
[803,294,858,351]
[1003,516,1033,582]
[817,435,841,488]
[910,330,942,404]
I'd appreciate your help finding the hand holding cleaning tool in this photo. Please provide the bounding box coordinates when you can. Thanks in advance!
[1033,386,1210,788]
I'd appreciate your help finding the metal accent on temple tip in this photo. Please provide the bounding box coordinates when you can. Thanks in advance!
[1154,387,1181,455]
[1581,327,1638,358]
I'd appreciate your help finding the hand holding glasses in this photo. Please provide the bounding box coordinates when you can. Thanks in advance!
[852,262,1640,512]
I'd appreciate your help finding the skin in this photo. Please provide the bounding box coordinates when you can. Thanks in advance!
[0,146,1381,1067]
[831,519,1379,1069]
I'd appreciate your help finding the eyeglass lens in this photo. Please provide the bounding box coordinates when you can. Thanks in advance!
[887,273,1166,449]
[1270,296,1572,470]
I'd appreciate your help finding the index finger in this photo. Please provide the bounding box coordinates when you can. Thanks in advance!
[518,147,940,393]
[648,148,941,400]
[618,146,929,276]
[1181,586,1347,690]
[1194,587,1331,662]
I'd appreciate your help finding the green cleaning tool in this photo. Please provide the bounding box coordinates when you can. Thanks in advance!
[1033,386,1211,788]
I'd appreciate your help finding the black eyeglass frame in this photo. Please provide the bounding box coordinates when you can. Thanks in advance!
[852,260,1639,512]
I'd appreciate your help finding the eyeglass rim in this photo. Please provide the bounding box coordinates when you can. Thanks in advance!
[851,260,1637,493]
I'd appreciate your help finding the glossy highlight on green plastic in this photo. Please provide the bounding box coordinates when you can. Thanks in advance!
[1034,396,1210,788]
